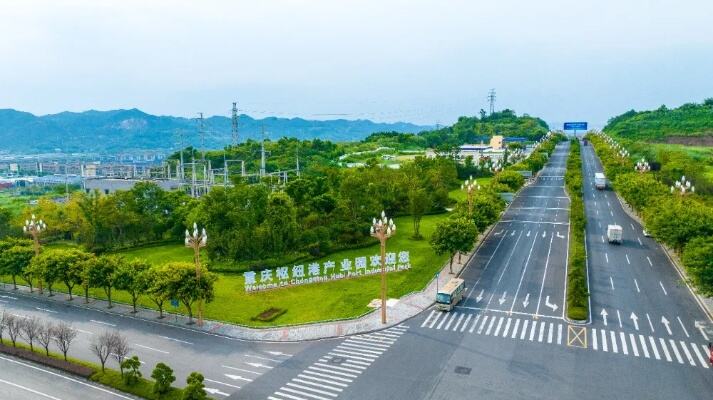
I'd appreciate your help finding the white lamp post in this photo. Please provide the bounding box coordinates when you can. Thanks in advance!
[185,223,208,326]
[370,211,396,325]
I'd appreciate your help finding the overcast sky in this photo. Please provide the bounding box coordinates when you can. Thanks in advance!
[1,0,712,128]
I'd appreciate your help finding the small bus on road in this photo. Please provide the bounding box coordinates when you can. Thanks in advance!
[436,278,465,311]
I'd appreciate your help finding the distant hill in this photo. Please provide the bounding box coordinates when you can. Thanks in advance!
[605,99,713,145]
[0,108,431,154]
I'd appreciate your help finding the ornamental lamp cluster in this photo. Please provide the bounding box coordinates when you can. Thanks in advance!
[23,214,46,235]
[461,176,481,193]
[370,211,396,238]
[671,176,695,195]
[635,158,651,173]
[184,222,208,249]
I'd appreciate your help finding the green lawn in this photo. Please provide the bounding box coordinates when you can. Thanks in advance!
[448,177,493,203]
[16,213,450,327]
[0,191,36,215]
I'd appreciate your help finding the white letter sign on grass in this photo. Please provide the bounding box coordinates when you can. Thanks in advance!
[243,250,411,292]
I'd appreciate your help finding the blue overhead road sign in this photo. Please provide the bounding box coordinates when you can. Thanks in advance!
[564,122,587,131]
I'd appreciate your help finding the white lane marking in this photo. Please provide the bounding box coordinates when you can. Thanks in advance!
[630,223,635,230]
[591,328,598,350]
[452,313,465,331]
[520,319,529,340]
[421,310,436,328]
[607,201,611,207]
[659,281,668,296]
[634,279,640,293]
[676,317,690,338]
[647,256,653,267]
[0,378,64,400]
[616,310,622,328]
[534,232,555,317]
[205,378,241,389]
[610,331,618,353]
[648,336,660,360]
[601,235,605,243]
[134,344,169,354]
[609,276,615,291]
[638,237,643,246]
[224,374,253,382]
[659,338,672,362]
[90,319,116,327]
[460,314,472,332]
[625,254,630,265]
[668,340,684,364]
[646,314,654,332]
[692,345,710,368]
[469,314,481,333]
[679,341,696,366]
[0,355,133,399]
[557,324,563,345]
[605,253,609,263]
[511,318,520,338]
[619,332,628,355]
[35,307,57,314]
[610,210,614,217]
[159,336,193,345]
[274,391,308,400]
[629,334,639,357]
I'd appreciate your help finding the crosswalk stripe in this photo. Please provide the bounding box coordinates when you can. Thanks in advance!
[529,320,538,341]
[469,314,481,333]
[668,340,684,364]
[308,366,358,379]
[626,334,638,357]
[320,359,366,370]
[302,370,352,383]
[648,336,660,360]
[485,316,496,335]
[337,343,383,354]
[557,324,563,345]
[314,363,362,375]
[346,338,390,348]
[494,317,504,336]
[502,318,512,338]
[330,348,377,360]
[371,332,400,339]
[360,334,395,343]
[658,338,672,362]
[298,374,349,387]
[327,351,374,363]
[452,313,465,331]
[512,319,521,338]
[601,330,608,352]
[520,320,529,340]
[428,312,442,329]
[592,328,598,350]
[292,379,344,392]
[638,335,649,358]
[460,314,472,332]
[284,384,335,399]
[443,313,458,330]
[610,331,618,353]
[325,355,370,367]
[538,322,545,343]
[679,341,696,366]
[275,390,308,400]
[693,344,710,369]
[478,316,489,334]
[619,332,628,355]
[421,310,436,328]
[547,323,554,344]
[436,313,449,330]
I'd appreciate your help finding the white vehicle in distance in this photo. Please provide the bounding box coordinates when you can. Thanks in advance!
[595,172,607,190]
[607,224,623,244]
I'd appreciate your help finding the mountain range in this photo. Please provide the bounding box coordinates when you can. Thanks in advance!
[0,108,430,154]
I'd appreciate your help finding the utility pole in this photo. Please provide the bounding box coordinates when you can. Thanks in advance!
[178,130,185,181]
[197,112,205,160]
[260,124,267,177]
[488,89,496,115]
[231,102,239,147]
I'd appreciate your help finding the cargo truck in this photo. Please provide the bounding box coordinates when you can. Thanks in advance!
[595,172,607,190]
[607,224,623,244]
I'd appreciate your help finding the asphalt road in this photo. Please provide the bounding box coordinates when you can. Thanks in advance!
[237,141,713,400]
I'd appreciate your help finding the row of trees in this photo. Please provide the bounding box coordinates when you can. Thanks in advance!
[587,133,713,295]
[0,242,217,322]
[0,311,77,360]
[564,139,589,320]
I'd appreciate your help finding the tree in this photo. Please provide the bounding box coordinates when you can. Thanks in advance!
[57,249,92,300]
[86,254,123,308]
[110,331,130,376]
[492,170,525,192]
[407,188,430,240]
[79,255,98,303]
[0,240,34,290]
[430,217,478,273]
[159,262,217,324]
[37,321,54,356]
[6,313,21,347]
[644,197,713,251]
[182,372,207,400]
[682,236,713,296]
[145,266,169,318]
[151,362,176,396]
[19,316,41,351]
[0,310,9,343]
[29,248,90,297]
[91,331,113,372]
[121,356,142,385]
[52,321,78,361]
[114,259,151,313]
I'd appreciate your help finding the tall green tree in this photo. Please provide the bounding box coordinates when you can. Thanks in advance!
[157,262,217,324]
[151,362,176,395]
[0,239,34,289]
[182,372,207,400]
[682,236,713,296]
[430,217,478,273]
[407,188,430,240]
[86,255,123,308]
[114,259,151,313]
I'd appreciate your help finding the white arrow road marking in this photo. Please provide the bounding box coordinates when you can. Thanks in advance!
[498,291,507,305]
[225,374,253,382]
[659,281,668,296]
[544,296,558,312]
[625,254,630,265]
[495,230,504,236]
[647,256,653,267]
[695,321,710,341]
[609,276,614,290]
[221,365,261,375]
[90,319,116,327]
[646,313,654,333]
[630,312,639,331]
[245,362,273,369]
[661,316,672,335]
[542,231,546,238]
[634,279,640,293]
[511,231,515,237]
[556,231,565,238]
[522,293,530,308]
[204,387,230,396]
[677,317,690,338]
[601,309,609,326]
[526,230,531,237]
[266,351,292,357]
[475,289,484,303]
[617,310,622,328]
[35,307,57,314]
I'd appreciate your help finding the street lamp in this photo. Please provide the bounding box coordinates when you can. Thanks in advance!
[370,211,396,325]
[635,158,650,173]
[185,223,208,326]
[461,175,480,217]
[670,175,695,195]
[23,214,46,294]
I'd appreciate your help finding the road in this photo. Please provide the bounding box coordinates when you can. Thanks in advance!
[237,141,713,400]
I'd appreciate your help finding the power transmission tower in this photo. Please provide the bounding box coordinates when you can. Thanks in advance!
[487,89,496,115]
[197,112,205,160]
[260,124,267,177]
[231,102,239,146]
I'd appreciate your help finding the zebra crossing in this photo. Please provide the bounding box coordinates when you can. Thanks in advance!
[267,324,408,400]
[419,310,711,369]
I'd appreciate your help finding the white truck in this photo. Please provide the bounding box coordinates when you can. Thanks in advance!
[595,172,607,190]
[607,224,623,244]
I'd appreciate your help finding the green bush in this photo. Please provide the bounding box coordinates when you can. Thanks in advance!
[564,139,589,320]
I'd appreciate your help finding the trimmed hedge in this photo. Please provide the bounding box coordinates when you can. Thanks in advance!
[0,342,94,377]
[565,139,589,320]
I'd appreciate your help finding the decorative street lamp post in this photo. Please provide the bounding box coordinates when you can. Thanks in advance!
[23,214,46,293]
[461,176,480,217]
[185,223,208,326]
[671,175,695,195]
[635,158,650,173]
[370,211,396,325]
